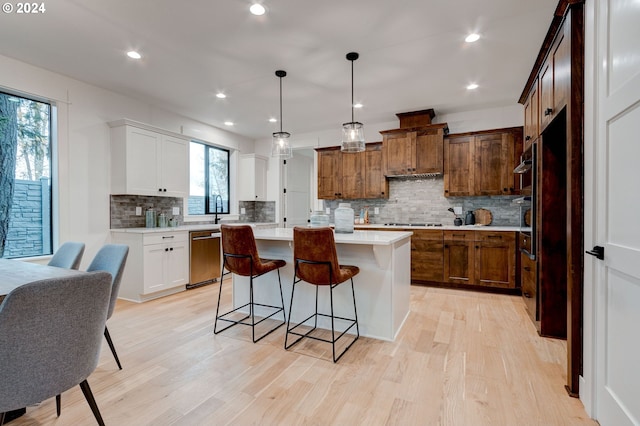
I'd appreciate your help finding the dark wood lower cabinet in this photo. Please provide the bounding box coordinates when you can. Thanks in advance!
[411,230,444,282]
[475,232,517,289]
[521,252,538,325]
[443,236,475,285]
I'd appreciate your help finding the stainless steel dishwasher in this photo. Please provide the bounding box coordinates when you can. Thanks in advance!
[188,230,221,289]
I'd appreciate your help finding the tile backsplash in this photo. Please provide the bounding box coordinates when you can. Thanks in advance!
[238,201,276,223]
[110,195,185,228]
[323,177,523,226]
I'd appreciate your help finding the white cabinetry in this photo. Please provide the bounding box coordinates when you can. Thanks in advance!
[238,154,268,201]
[112,230,189,302]
[109,119,189,198]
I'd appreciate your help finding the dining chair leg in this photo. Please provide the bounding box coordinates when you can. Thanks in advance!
[103,326,122,370]
[79,380,105,426]
[56,393,61,416]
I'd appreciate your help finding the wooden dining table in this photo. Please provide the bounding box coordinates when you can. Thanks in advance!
[0,258,86,422]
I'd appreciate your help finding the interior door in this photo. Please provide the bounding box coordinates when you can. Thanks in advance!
[589,1,640,423]
[284,150,312,228]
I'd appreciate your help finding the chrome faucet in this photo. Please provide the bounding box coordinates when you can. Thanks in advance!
[213,194,223,224]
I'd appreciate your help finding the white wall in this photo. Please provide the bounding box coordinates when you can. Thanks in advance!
[255,104,524,223]
[1,53,254,267]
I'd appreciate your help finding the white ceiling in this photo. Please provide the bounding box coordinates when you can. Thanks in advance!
[0,0,557,140]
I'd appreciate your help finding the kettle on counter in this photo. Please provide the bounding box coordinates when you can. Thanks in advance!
[465,210,476,225]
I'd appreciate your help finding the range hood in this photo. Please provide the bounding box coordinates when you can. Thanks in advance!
[380,109,448,178]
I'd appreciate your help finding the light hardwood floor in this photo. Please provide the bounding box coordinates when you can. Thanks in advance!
[10,279,595,425]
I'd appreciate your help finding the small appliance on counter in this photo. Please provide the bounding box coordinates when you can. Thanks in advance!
[464,210,476,225]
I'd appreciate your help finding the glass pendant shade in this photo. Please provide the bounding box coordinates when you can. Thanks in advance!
[341,52,365,153]
[271,70,293,159]
[341,121,365,152]
[271,131,292,158]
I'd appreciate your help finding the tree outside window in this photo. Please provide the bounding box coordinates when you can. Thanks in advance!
[0,91,52,258]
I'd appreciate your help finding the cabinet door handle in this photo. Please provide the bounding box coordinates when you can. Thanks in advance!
[158,188,163,192]
[544,108,553,116]
[165,248,169,252]
[523,292,531,298]
[525,135,531,141]
[169,247,173,251]
[523,266,531,271]
[503,187,508,192]
[475,245,479,249]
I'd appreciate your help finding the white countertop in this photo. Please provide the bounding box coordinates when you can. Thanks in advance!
[111,222,278,234]
[111,224,221,234]
[252,228,413,245]
[354,224,523,232]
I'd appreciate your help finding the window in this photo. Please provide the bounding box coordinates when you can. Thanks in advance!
[188,141,230,215]
[0,91,53,259]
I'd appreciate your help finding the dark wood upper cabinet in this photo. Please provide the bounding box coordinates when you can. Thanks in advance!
[316,147,342,199]
[381,124,447,177]
[444,127,523,197]
[316,142,387,200]
[363,143,388,198]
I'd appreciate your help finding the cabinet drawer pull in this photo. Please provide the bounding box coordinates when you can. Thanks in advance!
[524,266,531,271]
[525,135,531,141]
[544,107,553,116]
[162,236,175,239]
[487,235,502,239]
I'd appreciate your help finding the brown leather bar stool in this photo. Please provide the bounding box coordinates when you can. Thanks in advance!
[285,226,359,362]
[215,224,287,343]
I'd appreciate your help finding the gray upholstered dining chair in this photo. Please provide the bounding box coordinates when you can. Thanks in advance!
[48,241,85,270]
[55,244,129,418]
[86,244,129,369]
[0,271,112,426]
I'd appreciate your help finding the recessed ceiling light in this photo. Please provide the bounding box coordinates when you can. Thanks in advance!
[216,92,226,99]
[465,33,480,43]
[467,83,479,90]
[127,51,142,59]
[249,3,266,15]
[354,103,363,109]
[269,118,277,123]
[224,121,234,126]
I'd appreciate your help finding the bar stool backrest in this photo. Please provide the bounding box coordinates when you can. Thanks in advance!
[293,227,341,286]
[221,225,261,277]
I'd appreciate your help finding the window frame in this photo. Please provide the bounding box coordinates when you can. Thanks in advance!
[0,89,54,259]
[188,140,231,217]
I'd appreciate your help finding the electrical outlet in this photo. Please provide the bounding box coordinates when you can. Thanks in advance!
[135,206,142,216]
[326,207,331,214]
[240,207,246,214]
[374,207,379,214]
[454,206,463,215]
[172,207,180,215]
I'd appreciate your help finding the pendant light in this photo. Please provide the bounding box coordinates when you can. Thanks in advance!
[271,70,292,159]
[341,52,365,153]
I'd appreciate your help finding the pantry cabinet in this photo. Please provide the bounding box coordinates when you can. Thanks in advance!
[444,127,522,197]
[109,119,189,198]
[111,230,189,302]
[523,78,539,151]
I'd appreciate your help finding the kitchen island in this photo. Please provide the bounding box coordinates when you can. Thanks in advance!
[231,228,413,341]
